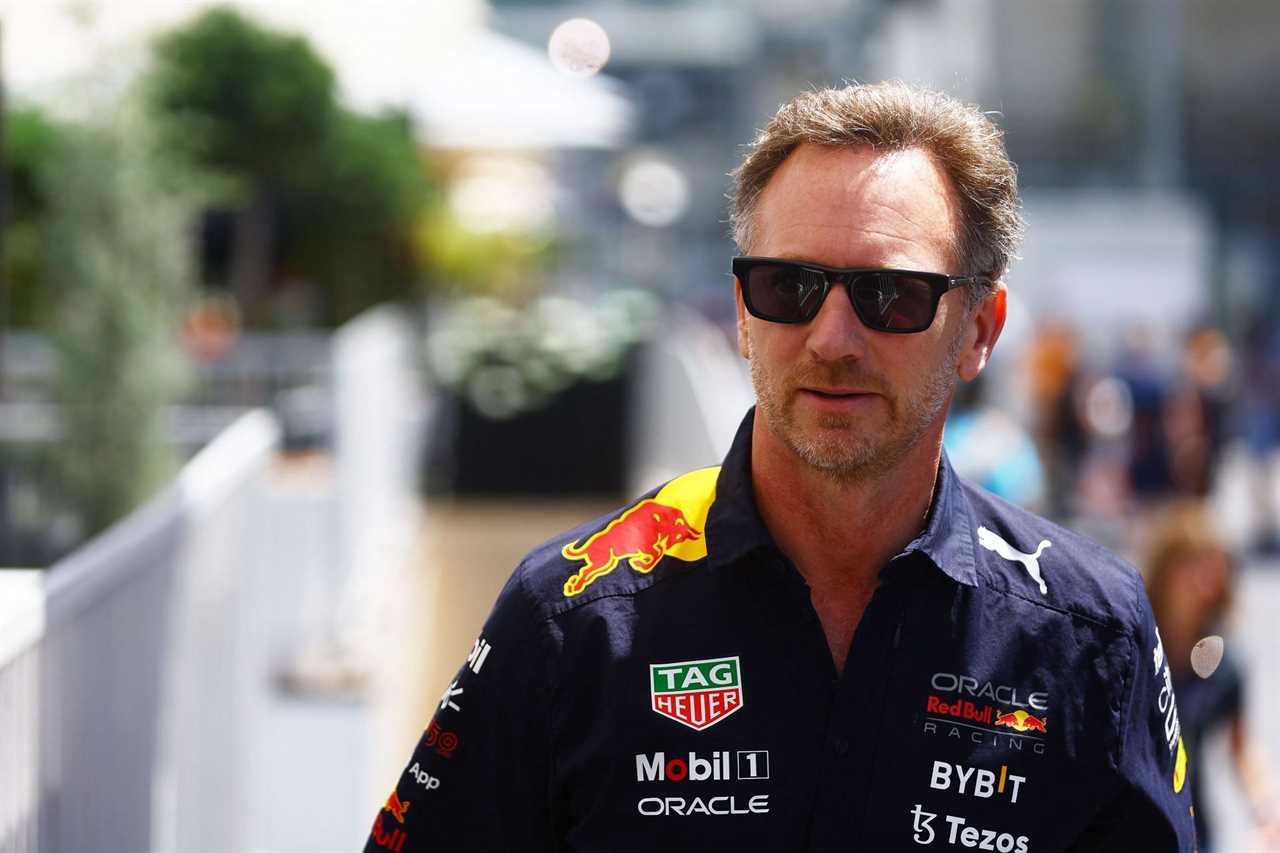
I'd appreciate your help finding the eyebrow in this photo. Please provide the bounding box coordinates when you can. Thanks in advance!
[761,254,898,269]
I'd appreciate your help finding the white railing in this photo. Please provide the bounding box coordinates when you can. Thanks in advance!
[330,306,424,669]
[0,411,280,853]
[0,304,426,853]
[0,570,42,853]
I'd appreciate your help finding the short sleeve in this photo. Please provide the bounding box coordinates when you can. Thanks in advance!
[1069,584,1199,851]
[361,567,559,852]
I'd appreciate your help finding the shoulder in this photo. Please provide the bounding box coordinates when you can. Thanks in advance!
[958,479,1147,638]
[505,466,722,621]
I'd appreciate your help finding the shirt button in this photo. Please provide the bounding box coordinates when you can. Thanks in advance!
[833,737,850,757]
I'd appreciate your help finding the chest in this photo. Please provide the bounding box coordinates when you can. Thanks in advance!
[547,574,1128,852]
[808,583,877,675]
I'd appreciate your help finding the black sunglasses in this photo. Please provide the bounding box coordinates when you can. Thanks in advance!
[733,256,989,333]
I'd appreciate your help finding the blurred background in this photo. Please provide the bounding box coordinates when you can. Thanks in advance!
[0,0,1278,851]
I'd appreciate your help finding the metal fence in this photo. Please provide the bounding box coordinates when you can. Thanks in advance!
[0,571,42,853]
[0,411,280,853]
[0,305,425,853]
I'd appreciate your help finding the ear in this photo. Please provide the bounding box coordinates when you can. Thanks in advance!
[734,276,751,359]
[956,281,1007,381]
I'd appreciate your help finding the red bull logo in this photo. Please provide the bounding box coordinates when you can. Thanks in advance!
[371,811,408,852]
[561,467,718,597]
[993,709,1047,734]
[562,500,701,596]
[926,695,995,725]
[383,789,411,823]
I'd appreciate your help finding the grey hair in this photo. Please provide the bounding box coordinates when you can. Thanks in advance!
[728,81,1023,301]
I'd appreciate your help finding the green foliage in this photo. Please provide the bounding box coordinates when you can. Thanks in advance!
[280,108,432,324]
[3,107,61,326]
[147,6,335,188]
[144,6,433,325]
[37,103,198,536]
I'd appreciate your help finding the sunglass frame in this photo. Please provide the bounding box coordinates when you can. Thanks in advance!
[732,256,990,333]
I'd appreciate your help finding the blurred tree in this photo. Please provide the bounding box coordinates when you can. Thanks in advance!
[279,108,432,325]
[145,7,431,326]
[3,107,59,326]
[147,6,332,324]
[38,102,198,536]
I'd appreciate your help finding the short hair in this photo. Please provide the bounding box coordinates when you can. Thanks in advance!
[1144,501,1235,633]
[728,81,1024,297]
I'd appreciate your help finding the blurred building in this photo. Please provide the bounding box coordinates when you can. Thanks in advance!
[489,0,1279,338]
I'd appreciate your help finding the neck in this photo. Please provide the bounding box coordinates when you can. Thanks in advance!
[750,410,943,592]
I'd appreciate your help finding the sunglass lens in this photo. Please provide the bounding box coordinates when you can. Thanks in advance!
[850,273,936,331]
[747,264,826,321]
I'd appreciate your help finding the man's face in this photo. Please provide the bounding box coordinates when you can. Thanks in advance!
[735,143,1004,480]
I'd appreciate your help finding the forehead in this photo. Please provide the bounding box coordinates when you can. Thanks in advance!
[752,143,961,270]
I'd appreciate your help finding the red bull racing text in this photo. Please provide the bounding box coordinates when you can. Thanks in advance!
[371,792,411,852]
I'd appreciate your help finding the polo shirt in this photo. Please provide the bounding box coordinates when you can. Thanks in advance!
[364,409,1197,852]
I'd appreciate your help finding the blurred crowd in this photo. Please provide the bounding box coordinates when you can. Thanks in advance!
[947,314,1280,850]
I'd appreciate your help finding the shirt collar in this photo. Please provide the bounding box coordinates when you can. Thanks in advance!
[705,407,978,588]
[900,449,978,587]
[705,409,777,570]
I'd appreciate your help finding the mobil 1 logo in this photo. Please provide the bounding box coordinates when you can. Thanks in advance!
[635,749,771,818]
[635,750,770,783]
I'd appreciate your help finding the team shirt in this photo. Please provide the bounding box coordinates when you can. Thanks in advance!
[364,409,1197,852]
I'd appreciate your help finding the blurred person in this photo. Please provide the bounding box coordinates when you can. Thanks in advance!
[1179,327,1233,492]
[1144,503,1280,850]
[944,375,1046,510]
[364,82,1194,851]
[1117,323,1177,504]
[1161,326,1234,499]
[1026,320,1088,517]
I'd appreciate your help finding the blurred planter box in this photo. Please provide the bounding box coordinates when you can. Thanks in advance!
[424,361,633,497]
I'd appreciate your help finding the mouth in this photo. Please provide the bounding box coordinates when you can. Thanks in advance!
[801,387,874,399]
[796,387,880,414]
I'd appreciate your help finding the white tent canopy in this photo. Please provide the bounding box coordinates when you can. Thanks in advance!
[0,0,633,149]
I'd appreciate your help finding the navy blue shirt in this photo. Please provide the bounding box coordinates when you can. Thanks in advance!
[364,410,1196,852]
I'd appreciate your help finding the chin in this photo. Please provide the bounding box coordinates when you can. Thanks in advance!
[788,431,892,480]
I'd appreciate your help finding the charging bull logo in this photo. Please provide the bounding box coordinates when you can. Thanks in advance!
[562,467,719,597]
[383,790,411,823]
[994,709,1048,734]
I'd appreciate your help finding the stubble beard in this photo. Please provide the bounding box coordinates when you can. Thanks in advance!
[749,332,963,483]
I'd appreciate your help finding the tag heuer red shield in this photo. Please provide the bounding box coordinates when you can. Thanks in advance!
[649,656,743,731]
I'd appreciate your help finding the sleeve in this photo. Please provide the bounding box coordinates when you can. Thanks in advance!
[361,567,560,852]
[1069,585,1198,852]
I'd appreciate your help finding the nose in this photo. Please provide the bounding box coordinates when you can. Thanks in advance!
[806,282,870,363]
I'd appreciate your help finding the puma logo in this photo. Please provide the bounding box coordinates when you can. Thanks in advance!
[977,526,1051,596]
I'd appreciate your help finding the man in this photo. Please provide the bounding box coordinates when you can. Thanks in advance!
[364,82,1196,851]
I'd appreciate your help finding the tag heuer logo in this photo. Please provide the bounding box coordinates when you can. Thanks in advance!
[650,656,744,731]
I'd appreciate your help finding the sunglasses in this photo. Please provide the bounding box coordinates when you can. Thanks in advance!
[733,256,989,333]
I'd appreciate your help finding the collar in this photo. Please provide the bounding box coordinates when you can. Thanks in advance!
[705,407,978,588]
[901,448,979,587]
[705,410,780,570]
